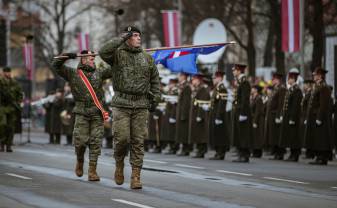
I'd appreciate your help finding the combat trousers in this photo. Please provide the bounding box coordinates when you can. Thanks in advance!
[0,113,15,146]
[112,107,148,168]
[73,114,103,162]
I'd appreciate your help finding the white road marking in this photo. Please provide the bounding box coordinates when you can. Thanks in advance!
[216,170,253,176]
[174,164,205,170]
[112,199,155,208]
[5,173,32,180]
[144,159,167,164]
[263,177,309,185]
[331,187,337,189]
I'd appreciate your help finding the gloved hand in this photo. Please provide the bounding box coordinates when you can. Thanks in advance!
[215,119,223,125]
[275,118,282,124]
[169,118,176,124]
[149,101,157,113]
[316,120,322,126]
[196,117,202,122]
[62,53,77,59]
[121,31,133,42]
[239,115,247,122]
[153,115,159,120]
[253,123,258,128]
[201,104,210,111]
[304,120,307,125]
[289,120,295,125]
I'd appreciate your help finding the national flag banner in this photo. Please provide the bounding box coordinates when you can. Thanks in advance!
[77,32,90,52]
[152,45,225,74]
[282,0,303,52]
[162,10,181,47]
[23,43,34,80]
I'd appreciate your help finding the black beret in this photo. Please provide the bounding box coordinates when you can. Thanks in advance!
[3,66,11,72]
[123,26,141,34]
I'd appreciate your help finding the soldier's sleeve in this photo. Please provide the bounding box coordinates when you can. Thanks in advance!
[289,90,303,121]
[254,98,264,124]
[215,87,227,120]
[98,37,124,66]
[276,87,286,118]
[180,86,191,121]
[148,56,161,101]
[317,86,331,121]
[101,64,114,80]
[51,58,74,81]
[239,81,251,116]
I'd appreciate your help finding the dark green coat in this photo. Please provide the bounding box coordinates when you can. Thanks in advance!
[175,81,191,144]
[209,83,229,149]
[188,85,210,144]
[264,84,286,147]
[279,85,303,149]
[301,91,311,148]
[232,75,252,149]
[304,81,334,151]
[99,38,160,109]
[250,95,265,149]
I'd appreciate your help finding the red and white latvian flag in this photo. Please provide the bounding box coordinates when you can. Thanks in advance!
[162,10,181,47]
[23,43,34,80]
[282,0,303,52]
[77,32,90,52]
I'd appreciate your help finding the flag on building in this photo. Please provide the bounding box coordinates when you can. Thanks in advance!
[77,32,90,52]
[23,43,34,80]
[162,10,181,47]
[152,45,225,74]
[282,0,303,52]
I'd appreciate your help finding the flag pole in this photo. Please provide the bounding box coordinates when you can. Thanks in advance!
[53,41,236,59]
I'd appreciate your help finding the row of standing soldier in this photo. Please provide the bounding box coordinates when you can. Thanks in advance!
[147,64,336,165]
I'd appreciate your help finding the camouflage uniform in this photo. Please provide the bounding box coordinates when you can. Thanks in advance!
[0,75,23,152]
[99,37,160,168]
[52,58,113,164]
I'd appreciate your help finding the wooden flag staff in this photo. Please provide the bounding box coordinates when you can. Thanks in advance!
[53,41,236,59]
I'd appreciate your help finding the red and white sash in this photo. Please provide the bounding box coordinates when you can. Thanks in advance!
[77,69,109,121]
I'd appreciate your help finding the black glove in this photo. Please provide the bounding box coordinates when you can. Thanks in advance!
[149,101,157,113]
[62,53,77,59]
[121,31,133,42]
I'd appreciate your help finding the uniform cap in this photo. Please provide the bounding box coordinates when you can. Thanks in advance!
[312,67,328,75]
[232,64,247,72]
[214,71,225,78]
[123,26,141,34]
[2,66,11,72]
[272,72,283,80]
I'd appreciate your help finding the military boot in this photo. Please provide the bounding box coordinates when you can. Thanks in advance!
[88,162,100,181]
[75,159,84,177]
[114,161,124,185]
[130,167,142,189]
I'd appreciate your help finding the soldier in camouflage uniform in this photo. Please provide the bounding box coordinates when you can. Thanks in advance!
[52,50,113,181]
[0,67,23,152]
[99,26,160,189]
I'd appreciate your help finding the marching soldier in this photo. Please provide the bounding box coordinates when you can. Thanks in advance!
[209,71,229,160]
[301,80,314,159]
[231,64,252,162]
[250,85,265,158]
[279,70,303,162]
[175,72,192,156]
[264,72,286,160]
[305,67,334,165]
[189,74,211,158]
[0,67,23,152]
[99,26,160,189]
[52,50,113,181]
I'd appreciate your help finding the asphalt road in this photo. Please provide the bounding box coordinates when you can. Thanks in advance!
[1,132,337,208]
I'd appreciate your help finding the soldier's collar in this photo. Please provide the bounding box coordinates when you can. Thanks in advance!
[78,63,95,73]
[120,42,143,53]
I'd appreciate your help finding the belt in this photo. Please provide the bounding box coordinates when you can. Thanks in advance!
[114,91,148,101]
[75,101,95,108]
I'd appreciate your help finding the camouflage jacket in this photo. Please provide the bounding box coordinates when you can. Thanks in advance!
[99,38,160,109]
[52,59,113,116]
[0,76,23,113]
